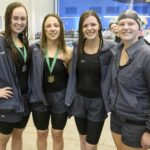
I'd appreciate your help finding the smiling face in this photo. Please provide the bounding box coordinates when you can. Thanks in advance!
[44,16,60,41]
[82,16,100,40]
[10,7,27,36]
[118,18,140,45]
[110,23,118,34]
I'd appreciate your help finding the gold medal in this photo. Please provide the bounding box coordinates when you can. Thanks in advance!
[45,47,60,83]
[48,75,54,83]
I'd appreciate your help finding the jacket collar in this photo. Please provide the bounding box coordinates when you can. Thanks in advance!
[119,37,145,60]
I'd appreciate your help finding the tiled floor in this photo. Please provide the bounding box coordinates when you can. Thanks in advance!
[7,115,116,150]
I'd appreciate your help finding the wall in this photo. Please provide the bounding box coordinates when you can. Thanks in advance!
[0,0,54,39]
[30,0,54,39]
[59,0,150,31]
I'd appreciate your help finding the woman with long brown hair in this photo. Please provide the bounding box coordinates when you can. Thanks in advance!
[30,14,72,150]
[65,10,116,150]
[0,2,30,150]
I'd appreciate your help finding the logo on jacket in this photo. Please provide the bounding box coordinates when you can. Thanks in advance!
[34,48,38,51]
[0,51,5,55]
[80,60,86,63]
[0,115,5,118]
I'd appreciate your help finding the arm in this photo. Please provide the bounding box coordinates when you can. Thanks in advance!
[65,46,73,72]
[0,36,13,99]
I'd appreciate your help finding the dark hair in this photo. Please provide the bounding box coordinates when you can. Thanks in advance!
[4,2,29,62]
[41,13,66,54]
[78,10,103,52]
[109,22,117,30]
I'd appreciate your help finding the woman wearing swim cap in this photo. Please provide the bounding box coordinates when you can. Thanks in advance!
[109,9,150,150]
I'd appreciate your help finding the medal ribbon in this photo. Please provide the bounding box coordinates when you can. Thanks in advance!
[45,47,60,75]
[14,44,27,63]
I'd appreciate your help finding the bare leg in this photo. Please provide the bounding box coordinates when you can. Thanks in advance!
[11,128,24,150]
[51,128,64,150]
[85,142,97,150]
[111,131,122,150]
[0,133,10,150]
[79,134,86,150]
[37,129,49,150]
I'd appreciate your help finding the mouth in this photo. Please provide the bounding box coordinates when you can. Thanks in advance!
[86,32,95,36]
[15,25,25,29]
[122,32,131,35]
[49,33,57,36]
[14,27,25,32]
[16,27,23,30]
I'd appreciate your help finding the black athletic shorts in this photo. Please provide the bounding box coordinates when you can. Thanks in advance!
[111,112,146,148]
[0,115,30,135]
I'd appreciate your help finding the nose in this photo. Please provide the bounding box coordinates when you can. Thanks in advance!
[50,25,55,30]
[87,25,92,30]
[17,18,23,25]
[123,23,129,29]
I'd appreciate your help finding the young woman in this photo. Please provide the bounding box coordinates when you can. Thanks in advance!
[0,2,30,150]
[30,14,72,150]
[110,10,150,150]
[65,10,116,150]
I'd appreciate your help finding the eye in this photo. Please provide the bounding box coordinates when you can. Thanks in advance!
[54,23,59,27]
[128,22,135,26]
[45,24,51,28]
[12,16,19,21]
[83,24,88,28]
[11,16,27,21]
[118,23,124,27]
[20,17,27,21]
[91,23,96,26]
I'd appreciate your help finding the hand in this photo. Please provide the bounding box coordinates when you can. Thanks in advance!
[141,132,150,150]
[0,87,13,99]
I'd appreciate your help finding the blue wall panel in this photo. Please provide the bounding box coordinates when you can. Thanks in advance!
[58,0,150,31]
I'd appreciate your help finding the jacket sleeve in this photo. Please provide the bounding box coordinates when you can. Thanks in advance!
[144,51,150,132]
[29,43,47,105]
[0,36,12,88]
[65,44,78,107]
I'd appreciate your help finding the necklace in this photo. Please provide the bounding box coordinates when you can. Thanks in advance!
[45,47,60,83]
[14,44,27,72]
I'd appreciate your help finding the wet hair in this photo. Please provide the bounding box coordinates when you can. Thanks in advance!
[118,9,141,30]
[3,2,29,62]
[78,10,103,52]
[41,13,66,54]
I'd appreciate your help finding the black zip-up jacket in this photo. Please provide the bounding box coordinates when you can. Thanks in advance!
[0,35,24,113]
[65,39,116,113]
[110,38,150,130]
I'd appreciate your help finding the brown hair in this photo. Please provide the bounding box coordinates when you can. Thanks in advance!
[78,10,103,52]
[41,13,66,54]
[109,22,117,30]
[4,2,29,62]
